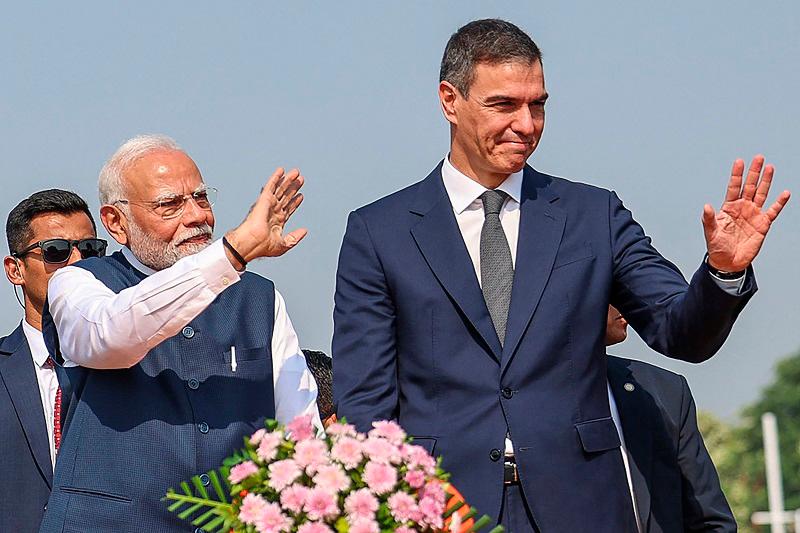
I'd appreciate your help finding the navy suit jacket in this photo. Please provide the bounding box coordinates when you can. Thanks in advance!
[333,163,755,531]
[0,324,52,533]
[608,356,736,533]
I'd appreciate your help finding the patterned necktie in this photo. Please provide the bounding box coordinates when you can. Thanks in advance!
[45,357,63,453]
[480,190,514,346]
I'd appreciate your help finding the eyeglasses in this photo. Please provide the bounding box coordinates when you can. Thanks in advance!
[114,187,217,220]
[13,238,108,264]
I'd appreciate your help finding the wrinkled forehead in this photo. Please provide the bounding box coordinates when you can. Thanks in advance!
[123,149,205,199]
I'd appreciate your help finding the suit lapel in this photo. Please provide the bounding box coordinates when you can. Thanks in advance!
[607,357,652,531]
[501,167,565,373]
[0,325,53,486]
[410,164,503,361]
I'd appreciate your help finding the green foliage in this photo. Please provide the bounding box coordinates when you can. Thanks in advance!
[163,469,237,533]
[699,350,800,532]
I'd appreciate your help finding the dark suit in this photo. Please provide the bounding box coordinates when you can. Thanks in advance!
[608,356,736,533]
[333,163,755,531]
[0,324,52,533]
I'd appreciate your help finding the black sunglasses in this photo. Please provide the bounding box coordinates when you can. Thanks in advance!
[13,238,108,264]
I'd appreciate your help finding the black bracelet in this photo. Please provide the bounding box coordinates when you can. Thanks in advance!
[704,254,745,280]
[222,236,247,270]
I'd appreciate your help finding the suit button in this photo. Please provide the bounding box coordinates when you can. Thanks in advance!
[501,387,513,399]
[187,378,200,390]
[182,326,195,339]
[489,449,502,462]
[194,528,205,533]
[198,422,209,434]
[199,474,210,486]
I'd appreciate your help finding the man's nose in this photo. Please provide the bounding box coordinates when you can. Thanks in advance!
[65,244,83,266]
[181,196,210,226]
[511,107,536,138]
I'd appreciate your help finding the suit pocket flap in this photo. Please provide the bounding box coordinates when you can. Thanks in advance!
[575,417,621,453]
[409,436,437,456]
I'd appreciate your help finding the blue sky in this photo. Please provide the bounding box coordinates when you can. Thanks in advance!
[1,2,798,418]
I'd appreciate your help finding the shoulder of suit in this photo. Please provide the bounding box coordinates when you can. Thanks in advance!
[535,169,614,201]
[607,354,685,385]
[0,324,25,356]
[354,179,425,220]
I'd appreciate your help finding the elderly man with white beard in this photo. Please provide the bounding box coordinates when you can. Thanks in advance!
[38,134,321,533]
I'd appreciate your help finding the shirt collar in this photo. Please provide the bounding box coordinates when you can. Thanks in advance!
[441,155,523,214]
[121,246,156,276]
[21,319,50,368]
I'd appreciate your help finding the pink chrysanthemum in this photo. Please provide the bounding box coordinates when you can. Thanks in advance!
[325,422,357,438]
[229,461,259,484]
[268,459,301,492]
[286,414,315,441]
[331,436,363,469]
[348,518,380,533]
[404,469,426,489]
[238,493,268,525]
[368,420,406,444]
[344,488,379,520]
[362,437,401,465]
[279,483,309,514]
[395,527,416,533]
[255,501,292,533]
[303,487,339,521]
[257,431,283,462]
[249,428,267,445]
[403,443,437,475]
[387,491,418,523]
[312,464,351,494]
[418,495,445,529]
[294,439,329,474]
[297,522,334,533]
[363,461,397,495]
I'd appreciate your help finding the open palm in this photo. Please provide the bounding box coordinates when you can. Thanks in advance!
[703,155,790,272]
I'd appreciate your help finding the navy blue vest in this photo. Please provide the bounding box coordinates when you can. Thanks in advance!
[40,252,276,532]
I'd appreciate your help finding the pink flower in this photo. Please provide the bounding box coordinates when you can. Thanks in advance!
[403,444,437,475]
[312,464,351,494]
[303,487,339,520]
[279,483,309,514]
[257,431,283,462]
[368,420,406,444]
[249,428,267,445]
[331,436,363,469]
[363,461,397,494]
[286,414,315,441]
[420,480,446,505]
[294,439,329,474]
[255,501,292,533]
[387,491,418,522]
[239,493,268,524]
[348,518,380,533]
[268,459,301,492]
[229,461,259,484]
[344,488,379,520]
[362,437,401,464]
[404,469,425,489]
[325,422,357,439]
[395,527,416,533]
[297,523,334,533]
[418,495,444,529]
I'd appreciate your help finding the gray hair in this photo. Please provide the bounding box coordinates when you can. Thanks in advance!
[98,134,185,205]
[439,19,542,98]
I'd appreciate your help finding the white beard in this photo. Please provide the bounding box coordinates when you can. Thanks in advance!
[127,220,213,271]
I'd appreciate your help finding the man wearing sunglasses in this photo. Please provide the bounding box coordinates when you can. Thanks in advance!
[0,189,104,533]
[38,134,319,532]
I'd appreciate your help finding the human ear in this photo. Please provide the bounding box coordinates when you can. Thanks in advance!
[4,255,24,286]
[438,80,461,125]
[100,205,129,246]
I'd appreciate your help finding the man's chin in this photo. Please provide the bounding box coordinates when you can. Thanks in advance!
[177,239,212,257]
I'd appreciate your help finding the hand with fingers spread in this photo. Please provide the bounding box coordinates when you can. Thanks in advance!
[223,167,307,268]
[703,155,791,273]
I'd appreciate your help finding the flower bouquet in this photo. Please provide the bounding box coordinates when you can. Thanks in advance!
[164,416,502,533]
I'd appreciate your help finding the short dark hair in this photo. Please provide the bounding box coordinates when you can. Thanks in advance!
[439,18,542,97]
[6,189,96,254]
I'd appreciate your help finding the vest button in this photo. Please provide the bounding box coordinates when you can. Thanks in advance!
[198,422,209,434]
[194,528,205,533]
[182,326,195,339]
[199,474,210,486]
[489,448,502,462]
[187,378,200,390]
[501,387,513,399]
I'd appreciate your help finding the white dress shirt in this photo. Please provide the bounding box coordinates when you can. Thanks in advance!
[47,238,322,430]
[22,320,59,469]
[608,383,643,532]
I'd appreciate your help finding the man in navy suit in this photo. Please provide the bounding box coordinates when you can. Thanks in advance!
[333,19,789,531]
[605,306,736,532]
[1,190,104,533]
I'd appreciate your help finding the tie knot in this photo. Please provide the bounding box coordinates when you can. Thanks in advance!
[480,189,508,216]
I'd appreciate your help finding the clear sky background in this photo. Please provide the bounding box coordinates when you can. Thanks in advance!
[1,2,797,419]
